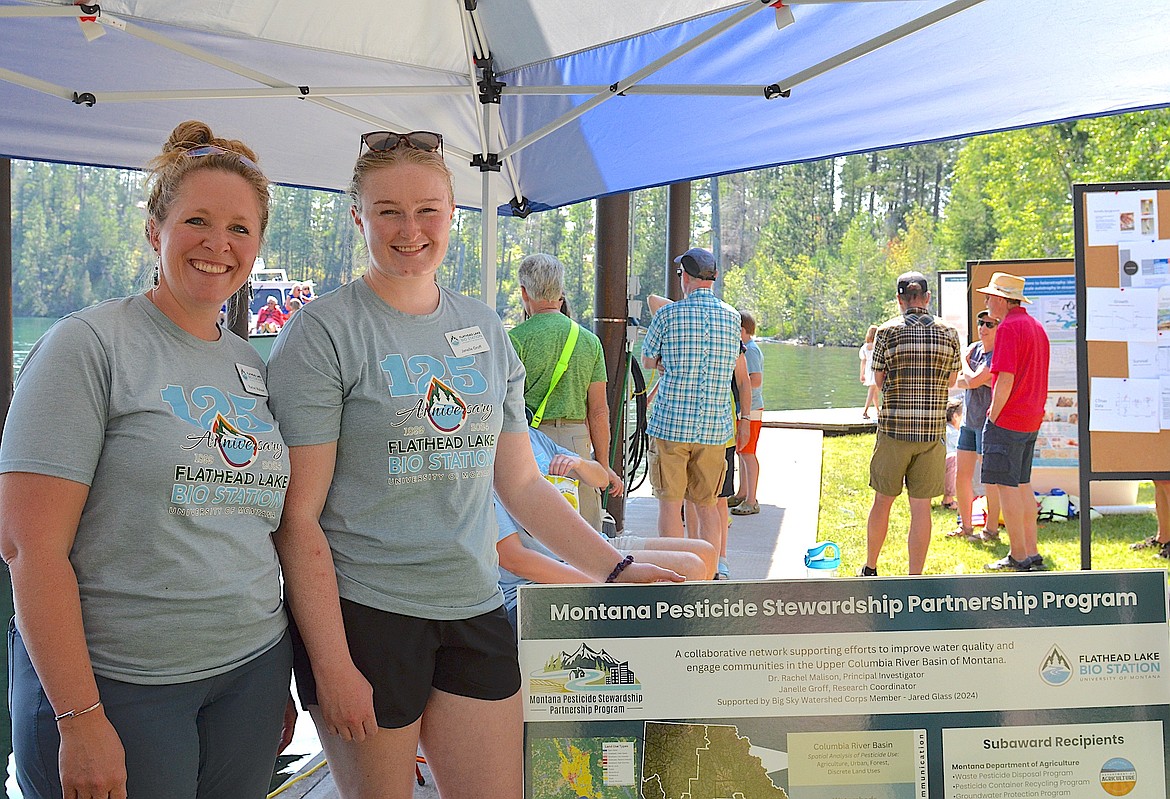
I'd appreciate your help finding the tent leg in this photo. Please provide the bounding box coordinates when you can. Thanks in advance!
[480,109,498,312]
[596,193,630,531]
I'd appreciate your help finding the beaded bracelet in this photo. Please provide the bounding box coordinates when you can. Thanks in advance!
[605,554,635,583]
[54,700,102,722]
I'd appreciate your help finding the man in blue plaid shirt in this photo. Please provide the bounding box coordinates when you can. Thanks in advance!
[642,248,747,552]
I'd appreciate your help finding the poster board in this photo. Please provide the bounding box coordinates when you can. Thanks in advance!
[519,573,1170,799]
[966,259,1078,490]
[936,270,968,343]
[1073,182,1170,568]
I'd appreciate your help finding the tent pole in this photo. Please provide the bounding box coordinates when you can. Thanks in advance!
[480,109,498,312]
[1,157,11,435]
[0,155,12,783]
[596,193,631,531]
[666,182,691,301]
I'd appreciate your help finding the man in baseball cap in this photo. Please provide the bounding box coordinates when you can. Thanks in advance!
[641,248,746,566]
[861,271,961,577]
[976,271,1049,572]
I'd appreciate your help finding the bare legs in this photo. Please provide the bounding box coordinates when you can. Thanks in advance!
[997,482,1038,562]
[862,385,879,418]
[865,492,932,575]
[313,690,523,799]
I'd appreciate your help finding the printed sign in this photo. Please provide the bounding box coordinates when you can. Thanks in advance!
[519,571,1170,799]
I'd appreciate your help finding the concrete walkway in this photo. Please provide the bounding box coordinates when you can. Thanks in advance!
[285,425,826,798]
[620,426,824,580]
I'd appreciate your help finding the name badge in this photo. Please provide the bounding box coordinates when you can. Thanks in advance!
[447,326,490,357]
[235,363,268,397]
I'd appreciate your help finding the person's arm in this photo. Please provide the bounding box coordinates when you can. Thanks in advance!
[494,431,682,584]
[987,371,1014,424]
[871,328,887,391]
[497,534,593,585]
[272,442,378,743]
[547,451,609,490]
[0,472,128,799]
[734,352,751,449]
[859,348,867,382]
[585,381,623,497]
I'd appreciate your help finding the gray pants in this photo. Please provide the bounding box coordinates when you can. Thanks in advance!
[9,621,291,799]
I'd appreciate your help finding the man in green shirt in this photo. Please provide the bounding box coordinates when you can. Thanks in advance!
[510,254,623,530]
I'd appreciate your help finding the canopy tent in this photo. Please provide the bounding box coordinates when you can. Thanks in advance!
[3,0,1170,306]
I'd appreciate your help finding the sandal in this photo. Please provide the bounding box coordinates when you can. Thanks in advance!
[979,527,1001,542]
[945,525,974,538]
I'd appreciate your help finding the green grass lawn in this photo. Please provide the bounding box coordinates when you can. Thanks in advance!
[818,432,1168,576]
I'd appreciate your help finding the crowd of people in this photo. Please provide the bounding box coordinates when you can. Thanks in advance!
[0,121,769,799]
[253,283,314,334]
[6,119,1163,799]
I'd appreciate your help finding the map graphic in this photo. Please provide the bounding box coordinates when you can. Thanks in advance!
[641,721,788,799]
[530,737,639,798]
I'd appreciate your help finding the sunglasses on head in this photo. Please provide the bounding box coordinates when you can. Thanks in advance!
[360,131,444,156]
[978,318,998,328]
[185,144,261,173]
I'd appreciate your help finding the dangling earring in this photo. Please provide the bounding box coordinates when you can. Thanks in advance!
[153,255,161,289]
[247,279,254,302]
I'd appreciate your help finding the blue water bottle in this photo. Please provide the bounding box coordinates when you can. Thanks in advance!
[804,541,841,578]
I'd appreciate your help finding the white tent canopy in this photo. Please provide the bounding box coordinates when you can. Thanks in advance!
[3,0,1170,303]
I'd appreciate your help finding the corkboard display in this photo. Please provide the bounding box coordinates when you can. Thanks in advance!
[1074,183,1170,477]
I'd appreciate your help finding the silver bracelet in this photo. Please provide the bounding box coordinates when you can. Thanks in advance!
[54,700,102,722]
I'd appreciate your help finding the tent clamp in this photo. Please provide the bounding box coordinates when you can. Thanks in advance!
[72,92,97,107]
[764,83,792,100]
[79,4,100,15]
[471,153,501,172]
[509,196,532,218]
[463,0,477,9]
[475,55,505,104]
[298,86,309,97]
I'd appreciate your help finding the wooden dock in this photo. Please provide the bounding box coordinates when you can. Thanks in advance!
[764,406,878,435]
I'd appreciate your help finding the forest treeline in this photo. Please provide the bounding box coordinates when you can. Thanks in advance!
[10,108,1170,344]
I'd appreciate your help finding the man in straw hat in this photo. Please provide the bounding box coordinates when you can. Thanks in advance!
[976,271,1050,572]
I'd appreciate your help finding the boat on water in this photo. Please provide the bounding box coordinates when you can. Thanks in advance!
[247,262,315,338]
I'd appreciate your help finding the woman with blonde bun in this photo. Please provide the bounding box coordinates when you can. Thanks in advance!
[1,120,293,799]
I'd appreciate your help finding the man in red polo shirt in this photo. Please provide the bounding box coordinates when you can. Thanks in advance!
[977,272,1050,572]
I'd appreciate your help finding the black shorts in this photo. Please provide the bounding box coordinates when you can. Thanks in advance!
[719,445,736,498]
[980,421,1039,488]
[291,599,520,729]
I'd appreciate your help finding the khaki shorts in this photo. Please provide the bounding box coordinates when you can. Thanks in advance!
[869,432,945,499]
[648,437,728,506]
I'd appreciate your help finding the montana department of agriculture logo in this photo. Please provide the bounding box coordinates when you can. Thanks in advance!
[530,643,640,694]
[1039,645,1072,686]
[1099,757,1137,796]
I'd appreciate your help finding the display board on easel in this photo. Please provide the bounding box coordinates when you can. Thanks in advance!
[966,259,1078,492]
[1074,181,1170,568]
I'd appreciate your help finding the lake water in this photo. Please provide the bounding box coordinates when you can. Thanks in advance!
[14,319,866,410]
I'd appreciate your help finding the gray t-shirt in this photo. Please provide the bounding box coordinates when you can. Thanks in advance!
[0,295,288,684]
[267,280,528,620]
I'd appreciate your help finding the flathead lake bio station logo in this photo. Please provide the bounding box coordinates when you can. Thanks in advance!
[1039,645,1072,686]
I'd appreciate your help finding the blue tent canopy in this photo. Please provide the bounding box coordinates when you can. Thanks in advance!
[3,0,1169,301]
